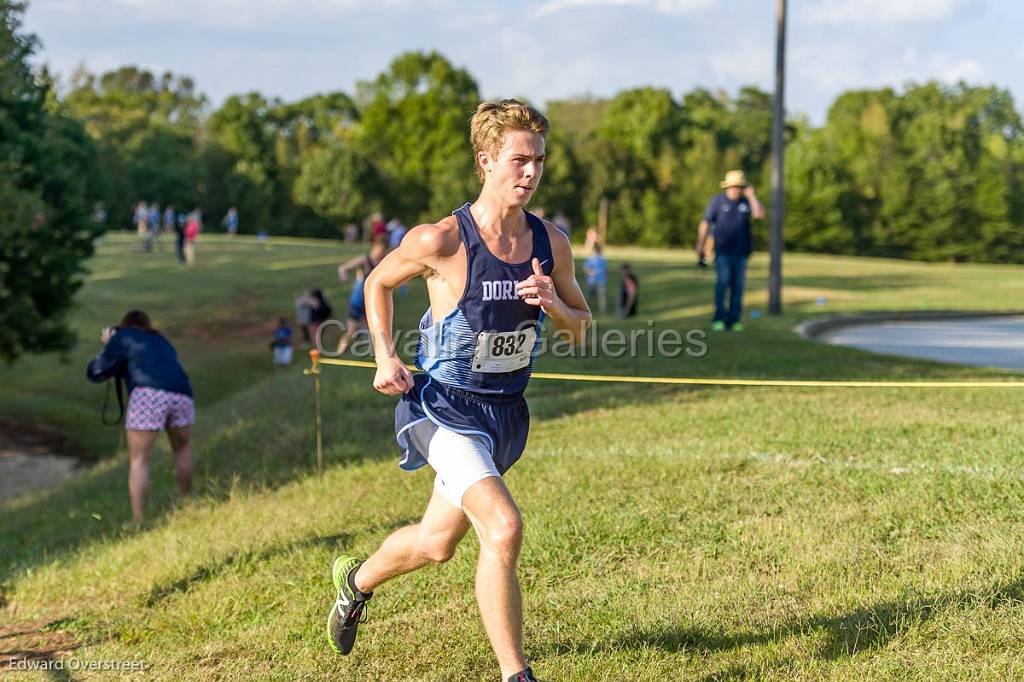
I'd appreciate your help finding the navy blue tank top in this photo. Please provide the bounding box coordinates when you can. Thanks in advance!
[416,203,554,395]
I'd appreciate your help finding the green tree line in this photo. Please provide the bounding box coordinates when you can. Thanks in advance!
[64,50,1024,262]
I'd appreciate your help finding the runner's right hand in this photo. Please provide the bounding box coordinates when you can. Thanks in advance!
[373,356,414,396]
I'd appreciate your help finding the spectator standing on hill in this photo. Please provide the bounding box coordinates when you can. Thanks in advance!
[86,310,194,523]
[583,242,608,315]
[174,211,187,265]
[696,170,764,332]
[223,207,239,236]
[92,202,107,228]
[295,287,316,346]
[618,263,638,318]
[163,205,175,239]
[370,213,387,242]
[386,218,407,249]
[148,204,161,251]
[183,210,202,267]
[335,238,389,355]
[135,202,149,250]
[308,289,332,344]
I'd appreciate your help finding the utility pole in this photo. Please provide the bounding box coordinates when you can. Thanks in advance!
[769,0,786,314]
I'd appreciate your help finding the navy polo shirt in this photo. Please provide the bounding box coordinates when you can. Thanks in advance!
[704,193,753,256]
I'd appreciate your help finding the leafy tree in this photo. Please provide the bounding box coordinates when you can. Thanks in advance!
[293,140,382,224]
[1,0,101,361]
[205,91,360,235]
[786,83,1024,262]
[65,66,206,223]
[357,51,481,223]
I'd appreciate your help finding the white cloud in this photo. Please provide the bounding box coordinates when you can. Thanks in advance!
[533,0,714,20]
[707,48,772,84]
[805,0,978,26]
[938,58,984,84]
[49,0,448,30]
[791,42,989,112]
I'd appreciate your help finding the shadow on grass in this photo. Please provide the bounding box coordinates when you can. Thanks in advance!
[783,273,927,293]
[143,531,353,606]
[544,573,1024,670]
[141,515,416,608]
[1,520,416,672]
[0,617,79,680]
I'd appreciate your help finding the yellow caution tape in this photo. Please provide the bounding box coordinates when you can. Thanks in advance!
[311,356,1024,388]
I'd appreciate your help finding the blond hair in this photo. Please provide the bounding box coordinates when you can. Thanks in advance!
[470,99,550,182]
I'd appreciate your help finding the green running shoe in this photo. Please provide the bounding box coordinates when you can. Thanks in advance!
[712,321,726,332]
[327,555,372,655]
[732,323,744,332]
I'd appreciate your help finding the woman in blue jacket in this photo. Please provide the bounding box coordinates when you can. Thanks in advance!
[87,310,194,522]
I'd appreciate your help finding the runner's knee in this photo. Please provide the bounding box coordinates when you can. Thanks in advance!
[416,532,459,563]
[479,510,522,555]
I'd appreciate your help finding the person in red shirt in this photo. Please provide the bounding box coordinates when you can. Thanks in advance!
[370,213,387,241]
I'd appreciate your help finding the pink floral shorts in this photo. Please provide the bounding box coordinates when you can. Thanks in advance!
[125,387,195,431]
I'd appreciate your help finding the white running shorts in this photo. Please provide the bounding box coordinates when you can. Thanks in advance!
[405,420,500,509]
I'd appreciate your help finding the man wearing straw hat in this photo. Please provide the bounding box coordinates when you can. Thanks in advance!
[696,169,764,332]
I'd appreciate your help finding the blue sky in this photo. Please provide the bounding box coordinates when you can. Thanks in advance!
[23,0,1024,124]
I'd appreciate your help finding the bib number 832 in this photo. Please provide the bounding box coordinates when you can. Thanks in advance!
[471,328,537,373]
[490,333,528,357]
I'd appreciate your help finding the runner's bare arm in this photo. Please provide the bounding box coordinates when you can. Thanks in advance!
[337,254,369,282]
[364,222,456,395]
[516,224,592,344]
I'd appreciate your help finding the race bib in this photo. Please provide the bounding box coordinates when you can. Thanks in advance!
[471,328,537,373]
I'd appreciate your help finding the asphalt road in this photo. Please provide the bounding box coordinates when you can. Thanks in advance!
[820,316,1024,371]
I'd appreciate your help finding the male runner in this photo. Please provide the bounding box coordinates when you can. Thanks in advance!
[325,99,591,682]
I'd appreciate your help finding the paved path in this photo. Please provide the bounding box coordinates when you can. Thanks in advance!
[821,316,1024,371]
[0,432,78,504]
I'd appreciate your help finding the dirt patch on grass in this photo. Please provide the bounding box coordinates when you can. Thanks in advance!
[179,316,279,347]
[0,419,82,458]
[0,618,79,671]
[0,420,82,504]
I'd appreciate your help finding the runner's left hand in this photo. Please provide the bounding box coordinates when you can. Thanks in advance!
[517,258,559,313]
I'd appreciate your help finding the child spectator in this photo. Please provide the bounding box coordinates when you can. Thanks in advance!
[583,242,607,315]
[271,317,294,366]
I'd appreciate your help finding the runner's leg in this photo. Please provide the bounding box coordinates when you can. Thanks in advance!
[354,488,471,592]
[461,476,528,679]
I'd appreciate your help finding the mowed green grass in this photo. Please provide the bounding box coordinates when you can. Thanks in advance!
[3,234,1024,681]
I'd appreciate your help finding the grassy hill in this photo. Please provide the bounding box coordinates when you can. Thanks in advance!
[3,234,1024,680]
